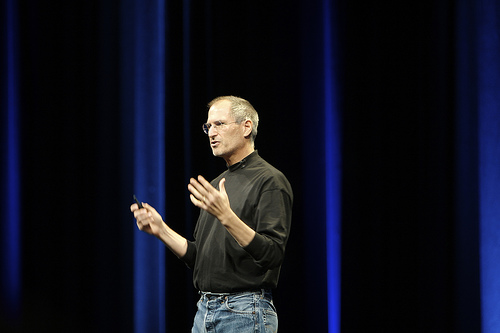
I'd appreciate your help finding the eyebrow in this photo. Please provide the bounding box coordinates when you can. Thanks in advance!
[207,119,228,124]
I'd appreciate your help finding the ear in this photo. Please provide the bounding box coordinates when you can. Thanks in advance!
[243,119,253,138]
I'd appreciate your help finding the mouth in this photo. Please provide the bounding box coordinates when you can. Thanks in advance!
[210,141,220,148]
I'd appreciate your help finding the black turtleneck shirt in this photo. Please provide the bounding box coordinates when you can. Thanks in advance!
[181,151,293,293]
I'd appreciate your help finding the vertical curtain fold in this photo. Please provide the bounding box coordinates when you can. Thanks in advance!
[1,0,21,324]
[121,0,166,332]
[478,1,500,332]
[322,0,341,332]
[300,1,337,331]
[182,0,193,241]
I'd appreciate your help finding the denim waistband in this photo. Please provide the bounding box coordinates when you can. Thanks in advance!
[199,289,272,300]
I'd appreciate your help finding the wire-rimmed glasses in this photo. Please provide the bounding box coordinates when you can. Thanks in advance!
[202,121,238,135]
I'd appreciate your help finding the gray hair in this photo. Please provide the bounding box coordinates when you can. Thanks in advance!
[208,96,259,142]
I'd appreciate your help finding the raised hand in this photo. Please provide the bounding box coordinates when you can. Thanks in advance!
[188,175,231,221]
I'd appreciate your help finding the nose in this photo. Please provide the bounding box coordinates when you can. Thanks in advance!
[208,125,218,137]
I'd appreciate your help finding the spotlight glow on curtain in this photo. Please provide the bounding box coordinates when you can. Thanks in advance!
[323,0,341,331]
[182,0,193,230]
[1,0,21,320]
[478,1,500,331]
[121,0,166,332]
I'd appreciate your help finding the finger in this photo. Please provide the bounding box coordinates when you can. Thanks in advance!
[190,175,213,195]
[187,182,199,198]
[136,218,149,231]
[133,208,147,219]
[197,175,216,192]
[188,181,207,201]
[189,177,203,193]
[132,201,149,212]
[142,202,153,212]
[189,193,204,208]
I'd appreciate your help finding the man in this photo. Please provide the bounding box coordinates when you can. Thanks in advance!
[131,96,293,332]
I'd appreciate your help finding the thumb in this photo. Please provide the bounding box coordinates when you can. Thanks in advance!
[219,178,226,194]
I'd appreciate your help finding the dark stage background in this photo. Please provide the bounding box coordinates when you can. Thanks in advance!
[2,0,497,332]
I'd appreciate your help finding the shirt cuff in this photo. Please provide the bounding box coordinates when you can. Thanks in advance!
[243,232,269,263]
[181,240,196,269]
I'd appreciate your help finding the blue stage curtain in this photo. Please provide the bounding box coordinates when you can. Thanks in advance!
[456,1,500,331]
[321,1,341,332]
[297,1,343,332]
[120,0,166,332]
[1,0,21,326]
[477,1,500,332]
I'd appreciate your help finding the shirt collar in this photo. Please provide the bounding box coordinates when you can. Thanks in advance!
[228,150,258,172]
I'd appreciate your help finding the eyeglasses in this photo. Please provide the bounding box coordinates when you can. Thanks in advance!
[202,121,238,135]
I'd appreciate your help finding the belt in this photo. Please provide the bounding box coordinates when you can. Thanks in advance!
[199,289,272,299]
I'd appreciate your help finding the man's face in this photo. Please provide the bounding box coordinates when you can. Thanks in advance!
[206,100,246,160]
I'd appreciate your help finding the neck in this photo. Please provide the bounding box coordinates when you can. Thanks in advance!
[224,146,254,166]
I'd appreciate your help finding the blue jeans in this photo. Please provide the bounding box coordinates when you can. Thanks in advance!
[191,289,278,333]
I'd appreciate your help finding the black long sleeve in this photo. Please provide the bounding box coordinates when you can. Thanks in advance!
[181,151,293,293]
